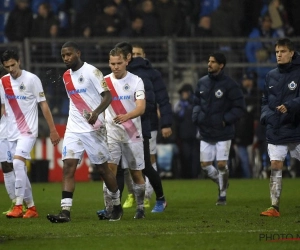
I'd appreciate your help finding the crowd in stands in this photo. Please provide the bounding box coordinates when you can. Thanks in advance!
[1,0,300,43]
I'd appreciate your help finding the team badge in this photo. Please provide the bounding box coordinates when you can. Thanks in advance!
[288,81,297,90]
[215,89,223,98]
[78,74,84,84]
[39,92,45,97]
[101,80,109,91]
[123,83,130,91]
[19,82,25,91]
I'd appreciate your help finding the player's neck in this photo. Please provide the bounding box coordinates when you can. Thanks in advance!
[72,61,84,72]
[113,71,127,80]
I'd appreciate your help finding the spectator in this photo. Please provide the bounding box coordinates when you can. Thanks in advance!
[268,0,294,37]
[137,0,161,37]
[174,83,200,179]
[234,72,261,178]
[210,0,241,37]
[194,16,212,37]
[72,0,103,37]
[199,0,220,17]
[283,0,300,36]
[155,0,184,36]
[4,0,33,42]
[31,0,65,15]
[120,15,144,37]
[245,13,281,90]
[92,1,123,37]
[109,0,131,29]
[31,2,59,38]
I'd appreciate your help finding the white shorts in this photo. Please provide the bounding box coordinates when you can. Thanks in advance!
[108,141,144,170]
[62,130,110,164]
[149,130,157,155]
[0,138,9,162]
[268,143,300,161]
[200,140,231,162]
[7,136,36,162]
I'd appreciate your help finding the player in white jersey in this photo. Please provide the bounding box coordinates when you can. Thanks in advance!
[47,41,123,223]
[0,65,18,215]
[100,47,146,220]
[0,49,60,218]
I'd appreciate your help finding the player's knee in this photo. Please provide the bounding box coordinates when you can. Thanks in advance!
[270,160,283,170]
[201,162,212,168]
[217,161,227,170]
[63,160,77,177]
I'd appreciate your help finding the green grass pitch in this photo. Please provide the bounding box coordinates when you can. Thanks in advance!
[1,179,300,250]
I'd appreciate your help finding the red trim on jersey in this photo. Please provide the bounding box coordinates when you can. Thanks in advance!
[63,70,101,127]
[105,76,140,141]
[1,75,31,135]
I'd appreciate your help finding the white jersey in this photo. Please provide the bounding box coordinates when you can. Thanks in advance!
[104,72,144,143]
[0,71,46,141]
[0,113,7,139]
[62,62,109,133]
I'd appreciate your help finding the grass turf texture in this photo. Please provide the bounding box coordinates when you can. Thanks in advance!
[1,179,300,250]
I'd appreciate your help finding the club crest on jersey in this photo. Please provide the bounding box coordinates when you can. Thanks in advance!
[215,89,223,98]
[288,81,297,90]
[19,82,25,91]
[78,74,84,84]
[123,83,130,91]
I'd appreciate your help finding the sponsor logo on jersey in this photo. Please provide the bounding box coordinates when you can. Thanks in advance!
[5,94,26,100]
[39,92,45,97]
[67,88,87,95]
[112,95,131,101]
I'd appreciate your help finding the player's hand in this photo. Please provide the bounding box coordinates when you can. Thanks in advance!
[88,111,99,126]
[113,114,129,124]
[162,127,172,138]
[50,131,60,146]
[276,105,287,113]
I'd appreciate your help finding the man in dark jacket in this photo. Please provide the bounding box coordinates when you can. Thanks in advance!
[192,52,245,206]
[260,38,300,217]
[4,0,33,42]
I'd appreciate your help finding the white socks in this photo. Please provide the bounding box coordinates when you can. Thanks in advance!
[3,171,16,200]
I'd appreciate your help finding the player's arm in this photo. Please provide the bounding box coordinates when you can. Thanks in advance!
[113,91,146,124]
[1,103,5,117]
[39,101,60,146]
[88,90,112,125]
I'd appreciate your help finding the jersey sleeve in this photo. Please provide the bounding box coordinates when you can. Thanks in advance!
[0,79,4,104]
[90,67,109,95]
[32,75,46,102]
[135,76,145,94]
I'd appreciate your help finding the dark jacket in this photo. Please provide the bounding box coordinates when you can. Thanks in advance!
[5,6,33,42]
[149,68,173,131]
[192,70,245,142]
[260,52,300,144]
[127,57,155,138]
[174,94,197,140]
[235,87,261,146]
